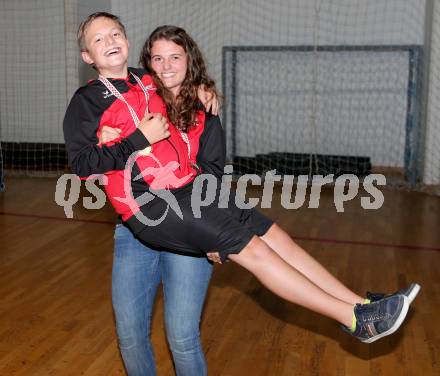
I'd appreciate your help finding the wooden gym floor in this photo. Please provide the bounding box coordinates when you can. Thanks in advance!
[0,177,439,375]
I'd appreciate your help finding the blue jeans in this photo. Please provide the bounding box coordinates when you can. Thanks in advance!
[112,224,213,376]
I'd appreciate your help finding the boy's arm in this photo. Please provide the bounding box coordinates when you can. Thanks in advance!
[63,93,150,178]
[197,86,219,115]
[196,113,226,178]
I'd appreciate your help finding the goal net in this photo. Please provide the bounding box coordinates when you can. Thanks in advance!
[1,0,439,193]
[223,45,420,182]
[0,0,74,178]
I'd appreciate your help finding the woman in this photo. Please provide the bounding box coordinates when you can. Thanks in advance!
[98,26,222,376]
[102,25,418,374]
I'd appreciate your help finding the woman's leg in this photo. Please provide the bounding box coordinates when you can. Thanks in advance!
[260,224,364,305]
[219,191,364,305]
[228,236,356,327]
[161,252,213,376]
[131,198,356,325]
[112,224,161,376]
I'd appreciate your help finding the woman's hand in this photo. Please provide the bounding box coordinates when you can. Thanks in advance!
[99,113,169,146]
[198,85,219,115]
[99,126,121,144]
[138,113,170,144]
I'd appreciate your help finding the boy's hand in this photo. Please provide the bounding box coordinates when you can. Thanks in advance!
[198,85,219,115]
[139,113,170,145]
[207,251,222,264]
[99,126,121,143]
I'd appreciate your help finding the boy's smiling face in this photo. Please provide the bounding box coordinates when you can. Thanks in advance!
[81,16,129,78]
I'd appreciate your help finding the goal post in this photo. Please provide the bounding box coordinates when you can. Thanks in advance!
[223,44,424,184]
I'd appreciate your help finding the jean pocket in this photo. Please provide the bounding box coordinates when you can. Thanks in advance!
[114,223,128,239]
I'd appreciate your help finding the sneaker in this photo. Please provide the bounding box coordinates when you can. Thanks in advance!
[366,283,421,305]
[343,294,409,343]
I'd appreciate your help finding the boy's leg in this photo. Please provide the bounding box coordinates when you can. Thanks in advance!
[260,224,365,305]
[161,252,212,376]
[112,224,161,376]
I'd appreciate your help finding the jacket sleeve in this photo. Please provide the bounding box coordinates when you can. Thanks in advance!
[196,113,226,178]
[63,92,150,178]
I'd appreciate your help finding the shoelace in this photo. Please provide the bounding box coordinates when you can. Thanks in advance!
[355,302,386,322]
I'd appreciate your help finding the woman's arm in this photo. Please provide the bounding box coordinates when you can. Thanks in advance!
[196,113,226,178]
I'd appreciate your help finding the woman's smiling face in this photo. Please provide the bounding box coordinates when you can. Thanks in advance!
[150,39,188,96]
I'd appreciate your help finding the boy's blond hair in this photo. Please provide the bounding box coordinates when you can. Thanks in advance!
[77,12,126,52]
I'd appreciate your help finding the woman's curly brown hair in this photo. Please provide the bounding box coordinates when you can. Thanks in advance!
[139,25,218,132]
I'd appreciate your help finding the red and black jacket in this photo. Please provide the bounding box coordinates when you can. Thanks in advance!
[63,67,225,221]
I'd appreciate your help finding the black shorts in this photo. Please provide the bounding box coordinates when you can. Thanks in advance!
[126,182,273,262]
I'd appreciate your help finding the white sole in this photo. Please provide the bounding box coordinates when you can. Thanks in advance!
[362,295,410,344]
[407,283,421,305]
